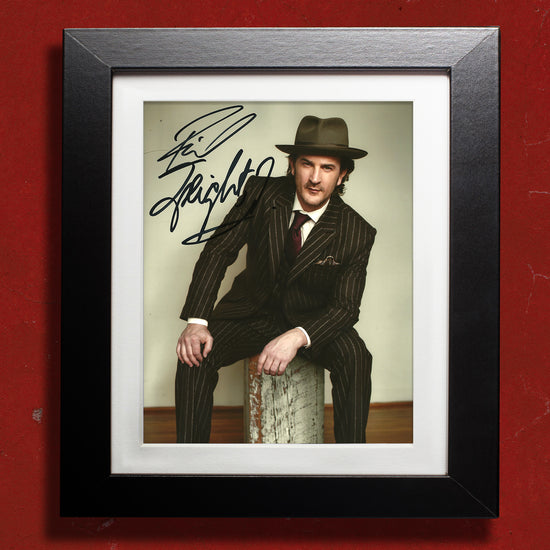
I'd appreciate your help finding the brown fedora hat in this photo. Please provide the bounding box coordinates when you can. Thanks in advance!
[276,115,367,159]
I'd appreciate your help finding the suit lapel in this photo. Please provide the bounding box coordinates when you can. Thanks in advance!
[267,184,293,279]
[287,196,341,286]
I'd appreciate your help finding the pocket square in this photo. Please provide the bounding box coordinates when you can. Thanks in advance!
[314,255,340,266]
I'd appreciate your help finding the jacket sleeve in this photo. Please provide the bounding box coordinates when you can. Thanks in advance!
[299,222,376,350]
[180,176,265,321]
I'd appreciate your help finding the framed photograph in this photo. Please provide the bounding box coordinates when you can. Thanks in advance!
[62,27,499,517]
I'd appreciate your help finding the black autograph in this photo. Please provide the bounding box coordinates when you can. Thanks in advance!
[149,105,274,244]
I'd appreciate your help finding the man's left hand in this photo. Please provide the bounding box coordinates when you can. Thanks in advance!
[256,328,308,376]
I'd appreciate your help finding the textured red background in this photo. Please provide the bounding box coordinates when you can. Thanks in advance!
[1,0,549,548]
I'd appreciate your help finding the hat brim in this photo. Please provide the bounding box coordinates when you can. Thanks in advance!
[276,144,368,160]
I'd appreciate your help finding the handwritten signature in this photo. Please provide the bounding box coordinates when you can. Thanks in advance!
[149,105,274,244]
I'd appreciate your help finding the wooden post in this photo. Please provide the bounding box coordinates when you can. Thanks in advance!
[244,355,324,444]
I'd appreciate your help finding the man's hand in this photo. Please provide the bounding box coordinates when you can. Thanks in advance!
[176,323,214,367]
[256,328,308,376]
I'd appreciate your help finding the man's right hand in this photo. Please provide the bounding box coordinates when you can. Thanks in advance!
[176,323,214,367]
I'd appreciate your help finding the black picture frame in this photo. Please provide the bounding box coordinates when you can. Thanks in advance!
[61,27,499,517]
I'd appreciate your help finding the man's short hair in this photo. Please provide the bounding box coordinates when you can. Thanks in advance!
[286,154,355,196]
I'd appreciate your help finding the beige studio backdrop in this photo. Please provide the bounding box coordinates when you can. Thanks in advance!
[143,101,412,408]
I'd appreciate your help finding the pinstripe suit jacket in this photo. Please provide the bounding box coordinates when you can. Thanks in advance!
[180,175,376,350]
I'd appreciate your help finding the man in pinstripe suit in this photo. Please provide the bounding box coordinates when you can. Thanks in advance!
[175,116,376,443]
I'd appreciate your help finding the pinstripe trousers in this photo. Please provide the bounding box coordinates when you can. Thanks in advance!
[175,316,372,444]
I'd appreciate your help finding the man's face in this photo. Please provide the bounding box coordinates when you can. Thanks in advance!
[290,155,347,212]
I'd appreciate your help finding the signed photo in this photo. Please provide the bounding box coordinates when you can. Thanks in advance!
[143,101,413,445]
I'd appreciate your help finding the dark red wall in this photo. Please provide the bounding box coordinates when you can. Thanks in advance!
[1,1,548,548]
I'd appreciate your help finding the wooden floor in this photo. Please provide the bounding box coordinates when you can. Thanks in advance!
[144,402,413,444]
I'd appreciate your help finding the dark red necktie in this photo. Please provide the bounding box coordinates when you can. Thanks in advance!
[285,211,310,263]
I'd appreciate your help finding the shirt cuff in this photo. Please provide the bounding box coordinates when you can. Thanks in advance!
[187,318,208,327]
[296,326,311,348]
